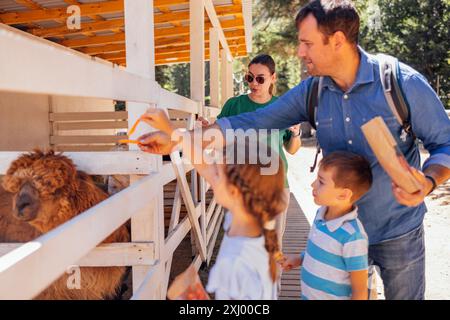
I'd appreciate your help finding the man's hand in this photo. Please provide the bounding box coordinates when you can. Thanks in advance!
[392,167,433,207]
[140,107,174,134]
[138,131,178,155]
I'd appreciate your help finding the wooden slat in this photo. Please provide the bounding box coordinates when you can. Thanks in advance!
[58,18,244,48]
[54,145,120,152]
[0,151,157,175]
[29,4,243,38]
[49,111,128,121]
[50,135,126,144]
[56,120,128,131]
[0,242,155,267]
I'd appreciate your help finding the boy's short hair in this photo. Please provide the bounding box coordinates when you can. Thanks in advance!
[320,151,373,202]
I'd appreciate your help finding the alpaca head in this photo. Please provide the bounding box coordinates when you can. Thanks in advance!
[1,150,79,231]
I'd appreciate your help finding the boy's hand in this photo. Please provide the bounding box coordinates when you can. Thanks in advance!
[140,107,174,135]
[138,131,178,155]
[278,253,301,272]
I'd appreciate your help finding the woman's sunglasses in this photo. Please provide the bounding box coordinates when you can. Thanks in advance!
[245,74,266,85]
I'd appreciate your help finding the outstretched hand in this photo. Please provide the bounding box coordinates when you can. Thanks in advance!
[138,131,178,155]
[139,107,174,134]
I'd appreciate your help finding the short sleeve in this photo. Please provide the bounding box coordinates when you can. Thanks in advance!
[217,98,234,119]
[342,233,368,272]
[206,257,265,300]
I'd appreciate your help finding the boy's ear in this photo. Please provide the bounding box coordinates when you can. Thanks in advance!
[337,188,353,202]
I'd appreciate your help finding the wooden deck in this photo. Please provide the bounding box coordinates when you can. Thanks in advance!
[279,193,310,300]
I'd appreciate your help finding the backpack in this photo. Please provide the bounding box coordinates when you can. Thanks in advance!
[306,53,414,172]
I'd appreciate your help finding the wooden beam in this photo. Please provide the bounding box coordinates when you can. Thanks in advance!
[98,44,247,62]
[57,17,244,48]
[32,4,242,38]
[0,0,124,25]
[76,30,245,55]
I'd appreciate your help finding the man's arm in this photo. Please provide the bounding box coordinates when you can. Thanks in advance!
[393,71,450,206]
[215,80,312,135]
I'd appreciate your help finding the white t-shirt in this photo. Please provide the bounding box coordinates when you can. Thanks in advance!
[206,212,277,300]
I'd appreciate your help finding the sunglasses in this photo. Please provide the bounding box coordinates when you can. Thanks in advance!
[245,74,266,85]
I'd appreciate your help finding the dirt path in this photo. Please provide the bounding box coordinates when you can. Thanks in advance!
[285,144,450,299]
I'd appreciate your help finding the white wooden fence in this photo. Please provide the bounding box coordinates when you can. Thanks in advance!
[0,0,235,299]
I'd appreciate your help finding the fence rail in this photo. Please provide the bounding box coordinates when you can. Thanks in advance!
[0,1,227,299]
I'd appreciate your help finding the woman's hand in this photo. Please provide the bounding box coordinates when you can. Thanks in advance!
[197,116,210,127]
[140,107,174,135]
[288,124,301,137]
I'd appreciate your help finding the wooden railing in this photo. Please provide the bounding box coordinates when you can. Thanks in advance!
[0,0,228,299]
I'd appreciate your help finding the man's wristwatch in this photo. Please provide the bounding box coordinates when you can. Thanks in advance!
[425,175,437,195]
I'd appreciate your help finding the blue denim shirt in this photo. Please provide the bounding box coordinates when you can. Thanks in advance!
[216,48,450,244]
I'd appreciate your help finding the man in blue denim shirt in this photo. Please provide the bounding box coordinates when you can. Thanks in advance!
[139,0,450,299]
[213,1,450,299]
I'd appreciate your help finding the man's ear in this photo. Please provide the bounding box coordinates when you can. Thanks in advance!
[333,31,347,50]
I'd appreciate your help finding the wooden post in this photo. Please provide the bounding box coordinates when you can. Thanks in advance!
[189,0,206,261]
[220,49,233,106]
[209,27,220,109]
[125,0,164,299]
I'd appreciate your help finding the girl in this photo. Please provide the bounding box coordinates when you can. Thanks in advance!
[138,108,287,299]
[199,54,301,249]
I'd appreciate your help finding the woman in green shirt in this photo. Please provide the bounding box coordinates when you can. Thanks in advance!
[200,54,301,248]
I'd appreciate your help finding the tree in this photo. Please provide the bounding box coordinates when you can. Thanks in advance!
[359,0,450,108]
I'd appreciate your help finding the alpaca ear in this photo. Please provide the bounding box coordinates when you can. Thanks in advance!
[1,175,21,193]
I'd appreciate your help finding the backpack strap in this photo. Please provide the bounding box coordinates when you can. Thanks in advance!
[306,76,324,172]
[377,53,414,140]
[306,77,324,130]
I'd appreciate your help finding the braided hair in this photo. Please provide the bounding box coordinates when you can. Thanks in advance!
[223,141,287,282]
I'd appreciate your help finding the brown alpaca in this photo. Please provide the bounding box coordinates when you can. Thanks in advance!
[1,150,130,299]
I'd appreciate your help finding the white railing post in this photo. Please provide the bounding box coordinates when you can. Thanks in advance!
[125,0,164,299]
[209,27,220,109]
[190,0,206,262]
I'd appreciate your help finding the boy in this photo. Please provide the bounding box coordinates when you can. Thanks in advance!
[280,151,373,300]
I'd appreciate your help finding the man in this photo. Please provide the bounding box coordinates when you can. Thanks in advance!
[139,0,450,299]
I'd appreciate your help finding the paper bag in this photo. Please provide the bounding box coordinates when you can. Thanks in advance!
[361,117,422,193]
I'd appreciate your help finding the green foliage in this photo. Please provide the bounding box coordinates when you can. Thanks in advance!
[359,0,450,108]
[153,0,449,108]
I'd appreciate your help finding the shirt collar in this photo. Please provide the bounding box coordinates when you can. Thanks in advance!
[316,206,359,232]
[321,46,375,92]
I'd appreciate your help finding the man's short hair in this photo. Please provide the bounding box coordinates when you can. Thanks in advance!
[295,0,360,45]
[320,151,373,202]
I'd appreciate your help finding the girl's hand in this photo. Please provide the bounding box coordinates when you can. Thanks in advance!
[140,107,174,134]
[138,131,177,155]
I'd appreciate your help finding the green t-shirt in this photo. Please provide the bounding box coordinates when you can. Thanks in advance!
[217,94,291,187]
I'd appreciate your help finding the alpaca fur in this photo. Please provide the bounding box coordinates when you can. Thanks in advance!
[0,150,130,299]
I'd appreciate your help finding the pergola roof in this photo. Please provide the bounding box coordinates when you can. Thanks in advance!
[0,0,252,66]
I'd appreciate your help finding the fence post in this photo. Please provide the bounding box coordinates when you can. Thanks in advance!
[125,0,164,299]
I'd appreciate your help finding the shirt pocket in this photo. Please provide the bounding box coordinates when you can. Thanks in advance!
[316,117,333,150]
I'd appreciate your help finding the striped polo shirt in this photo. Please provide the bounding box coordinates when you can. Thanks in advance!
[301,206,368,300]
